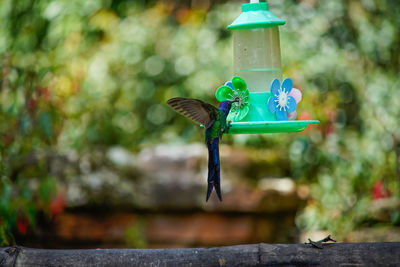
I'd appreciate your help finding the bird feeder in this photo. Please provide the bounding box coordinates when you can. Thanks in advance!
[216,0,319,134]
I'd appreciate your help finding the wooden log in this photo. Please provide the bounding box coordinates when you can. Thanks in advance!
[1,243,400,267]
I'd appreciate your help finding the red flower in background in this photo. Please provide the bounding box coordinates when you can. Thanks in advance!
[299,112,313,132]
[38,88,51,102]
[50,192,66,219]
[324,111,336,136]
[27,98,37,112]
[17,216,29,235]
[4,133,13,146]
[372,180,391,200]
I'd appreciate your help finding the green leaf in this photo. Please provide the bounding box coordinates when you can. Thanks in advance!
[39,176,57,204]
[20,116,31,134]
[38,112,52,137]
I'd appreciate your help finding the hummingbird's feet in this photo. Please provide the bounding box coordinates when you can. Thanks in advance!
[305,235,336,249]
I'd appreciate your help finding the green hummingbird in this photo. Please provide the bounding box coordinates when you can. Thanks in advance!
[167,97,235,201]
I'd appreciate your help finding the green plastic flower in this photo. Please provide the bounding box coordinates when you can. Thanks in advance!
[215,76,250,121]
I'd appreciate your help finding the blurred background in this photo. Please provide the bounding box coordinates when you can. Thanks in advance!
[1,0,399,248]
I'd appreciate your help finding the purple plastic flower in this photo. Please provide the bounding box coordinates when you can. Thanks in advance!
[287,87,302,120]
[267,78,297,121]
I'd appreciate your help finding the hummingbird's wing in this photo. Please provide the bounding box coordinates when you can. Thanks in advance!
[167,97,218,128]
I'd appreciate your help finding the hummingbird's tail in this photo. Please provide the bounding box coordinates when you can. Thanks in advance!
[206,138,222,202]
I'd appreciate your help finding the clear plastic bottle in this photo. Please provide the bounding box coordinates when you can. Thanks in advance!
[233,27,282,92]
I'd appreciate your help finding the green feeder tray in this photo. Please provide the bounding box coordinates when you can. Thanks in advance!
[227,120,320,134]
[216,80,320,135]
[224,91,320,135]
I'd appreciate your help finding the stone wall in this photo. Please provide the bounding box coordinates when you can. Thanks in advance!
[18,144,306,248]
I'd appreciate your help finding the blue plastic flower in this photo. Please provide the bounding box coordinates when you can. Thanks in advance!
[267,78,297,121]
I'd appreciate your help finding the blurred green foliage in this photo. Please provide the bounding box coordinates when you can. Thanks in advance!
[125,219,147,248]
[279,0,400,237]
[0,0,399,245]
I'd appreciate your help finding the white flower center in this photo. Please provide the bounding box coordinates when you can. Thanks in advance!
[274,88,289,111]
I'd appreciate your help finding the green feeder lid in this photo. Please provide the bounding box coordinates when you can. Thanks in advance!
[228,2,286,30]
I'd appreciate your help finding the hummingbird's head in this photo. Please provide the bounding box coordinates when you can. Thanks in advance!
[218,99,238,115]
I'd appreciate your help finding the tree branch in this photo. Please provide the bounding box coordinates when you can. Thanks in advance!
[1,243,399,266]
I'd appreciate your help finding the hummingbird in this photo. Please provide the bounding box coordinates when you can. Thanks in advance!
[167,97,235,201]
